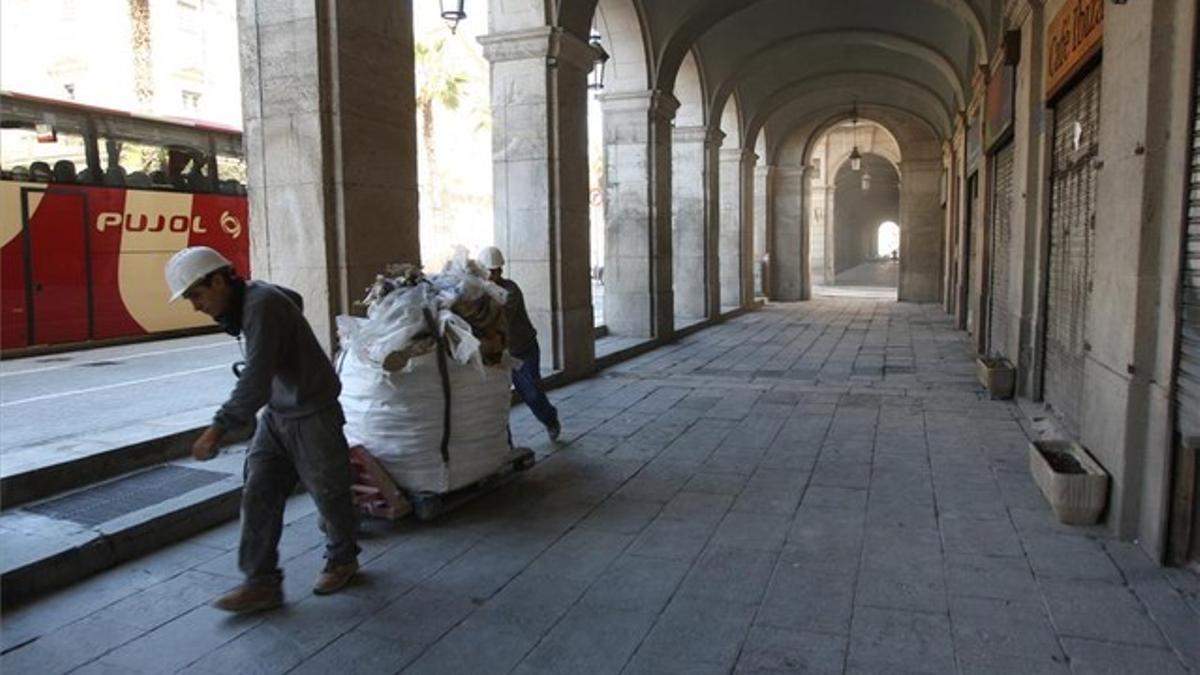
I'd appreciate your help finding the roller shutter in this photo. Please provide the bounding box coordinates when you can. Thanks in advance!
[989,143,1015,359]
[1042,67,1101,434]
[1177,43,1200,441]
[1167,37,1200,569]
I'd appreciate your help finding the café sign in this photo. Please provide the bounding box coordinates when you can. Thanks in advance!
[1046,0,1103,99]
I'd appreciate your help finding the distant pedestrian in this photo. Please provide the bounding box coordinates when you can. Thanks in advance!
[164,246,359,614]
[478,246,562,442]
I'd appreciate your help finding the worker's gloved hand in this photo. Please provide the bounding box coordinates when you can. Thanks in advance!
[192,426,224,461]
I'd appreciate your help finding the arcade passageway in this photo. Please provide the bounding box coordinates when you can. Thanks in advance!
[3,300,1197,674]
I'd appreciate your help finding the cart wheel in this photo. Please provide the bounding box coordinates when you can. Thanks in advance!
[411,492,441,521]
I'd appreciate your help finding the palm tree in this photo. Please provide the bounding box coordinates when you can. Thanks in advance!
[414,37,468,218]
[128,0,153,111]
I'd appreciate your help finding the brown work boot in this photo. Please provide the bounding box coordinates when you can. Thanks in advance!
[212,583,283,614]
[313,560,359,595]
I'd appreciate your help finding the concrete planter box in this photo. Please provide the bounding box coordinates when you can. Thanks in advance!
[1029,440,1109,525]
[976,357,1015,400]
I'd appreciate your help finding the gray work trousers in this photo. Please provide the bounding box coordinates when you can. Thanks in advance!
[239,405,359,587]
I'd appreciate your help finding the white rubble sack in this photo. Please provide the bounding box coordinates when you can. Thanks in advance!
[338,342,513,494]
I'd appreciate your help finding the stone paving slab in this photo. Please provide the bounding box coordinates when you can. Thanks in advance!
[2,299,1198,674]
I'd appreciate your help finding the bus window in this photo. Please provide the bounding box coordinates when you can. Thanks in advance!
[215,151,246,195]
[1,123,89,183]
[101,137,210,191]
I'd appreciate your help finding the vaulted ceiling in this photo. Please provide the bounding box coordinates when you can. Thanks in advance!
[560,0,1002,147]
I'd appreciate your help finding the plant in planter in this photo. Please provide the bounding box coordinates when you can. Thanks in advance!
[976,355,1015,400]
[1029,440,1109,525]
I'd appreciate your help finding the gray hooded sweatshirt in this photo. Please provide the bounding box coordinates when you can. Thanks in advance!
[212,281,341,431]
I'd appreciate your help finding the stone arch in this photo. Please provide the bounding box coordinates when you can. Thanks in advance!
[830,153,902,286]
[719,94,744,310]
[767,104,943,302]
[672,48,709,322]
[826,134,902,179]
[675,49,705,127]
[593,0,653,93]
[753,132,769,297]
[802,119,902,288]
[591,0,669,337]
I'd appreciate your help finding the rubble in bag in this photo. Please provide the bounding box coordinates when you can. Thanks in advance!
[340,282,436,371]
[381,336,436,372]
[451,294,506,365]
[335,248,519,495]
[338,341,513,494]
[430,251,510,366]
[347,249,510,370]
[359,263,424,308]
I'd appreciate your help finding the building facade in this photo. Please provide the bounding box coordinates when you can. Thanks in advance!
[0,0,241,128]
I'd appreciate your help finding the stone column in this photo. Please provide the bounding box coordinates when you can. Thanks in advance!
[753,164,773,297]
[239,0,420,350]
[771,166,806,300]
[719,147,743,310]
[599,90,678,339]
[898,158,945,301]
[823,187,837,285]
[672,125,707,320]
[740,150,758,306]
[808,179,828,287]
[480,28,595,376]
[703,128,725,318]
[953,117,970,328]
[942,144,957,312]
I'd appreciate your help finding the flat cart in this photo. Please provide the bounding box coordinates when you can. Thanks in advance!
[348,444,534,522]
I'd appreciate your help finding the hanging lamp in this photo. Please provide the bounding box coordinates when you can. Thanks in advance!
[439,0,466,33]
[849,100,862,172]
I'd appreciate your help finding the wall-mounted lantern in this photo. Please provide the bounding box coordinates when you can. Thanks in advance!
[588,32,610,91]
[439,0,466,33]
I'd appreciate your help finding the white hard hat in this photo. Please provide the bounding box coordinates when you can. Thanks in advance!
[165,246,233,302]
[478,246,505,269]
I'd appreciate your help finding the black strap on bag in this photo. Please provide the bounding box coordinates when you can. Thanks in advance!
[423,307,452,464]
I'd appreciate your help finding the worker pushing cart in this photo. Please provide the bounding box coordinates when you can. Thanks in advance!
[478,246,561,442]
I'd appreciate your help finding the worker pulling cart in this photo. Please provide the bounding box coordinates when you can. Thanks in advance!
[335,252,534,521]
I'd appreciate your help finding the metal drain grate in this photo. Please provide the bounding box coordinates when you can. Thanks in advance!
[24,465,229,527]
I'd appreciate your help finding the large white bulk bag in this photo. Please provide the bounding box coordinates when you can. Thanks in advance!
[339,346,513,494]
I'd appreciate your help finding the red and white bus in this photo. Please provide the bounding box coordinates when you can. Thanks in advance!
[1,92,249,354]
